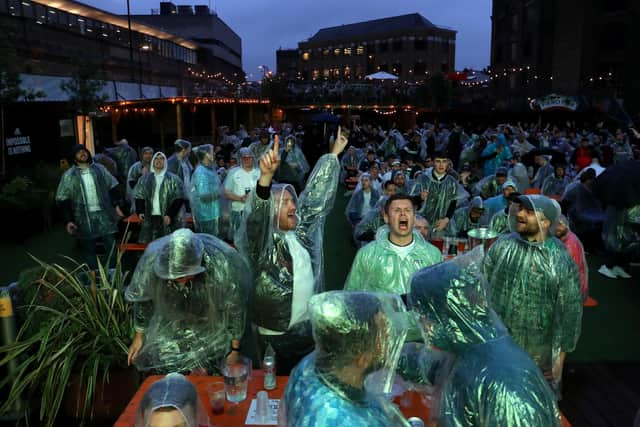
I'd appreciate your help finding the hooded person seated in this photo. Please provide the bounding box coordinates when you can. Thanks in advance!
[410,151,460,237]
[532,155,554,189]
[414,214,431,241]
[556,215,589,301]
[126,228,250,374]
[127,147,154,213]
[167,139,194,189]
[345,194,442,296]
[280,291,409,427]
[346,173,382,226]
[482,195,583,394]
[542,162,570,196]
[489,191,521,234]
[483,180,517,219]
[275,135,310,194]
[447,196,487,238]
[135,152,185,244]
[473,166,508,199]
[189,145,222,237]
[408,248,562,426]
[134,373,211,427]
[236,131,348,374]
[340,146,361,183]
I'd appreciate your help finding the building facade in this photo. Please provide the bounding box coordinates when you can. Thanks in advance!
[131,2,244,83]
[277,13,456,82]
[490,0,640,115]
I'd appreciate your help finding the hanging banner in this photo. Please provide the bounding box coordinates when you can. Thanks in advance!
[529,94,579,112]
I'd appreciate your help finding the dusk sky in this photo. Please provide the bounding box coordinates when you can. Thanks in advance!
[83,0,492,79]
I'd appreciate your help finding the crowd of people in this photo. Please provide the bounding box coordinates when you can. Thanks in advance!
[53,117,640,426]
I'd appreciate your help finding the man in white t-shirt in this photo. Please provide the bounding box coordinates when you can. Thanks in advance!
[223,147,259,240]
[236,131,348,373]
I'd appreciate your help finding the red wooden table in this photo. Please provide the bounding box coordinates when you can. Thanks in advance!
[115,371,571,426]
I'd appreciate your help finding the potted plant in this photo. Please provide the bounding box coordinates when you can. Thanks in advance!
[0,251,138,426]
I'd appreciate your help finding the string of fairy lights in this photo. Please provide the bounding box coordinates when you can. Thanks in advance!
[460,65,618,88]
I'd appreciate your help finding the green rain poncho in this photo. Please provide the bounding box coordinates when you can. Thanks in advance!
[55,159,119,239]
[106,139,138,182]
[482,195,583,379]
[135,152,185,244]
[408,248,561,426]
[125,229,250,373]
[281,291,410,427]
[236,153,340,333]
[275,135,310,191]
[410,171,460,225]
[345,227,442,295]
[489,209,510,234]
[602,204,640,255]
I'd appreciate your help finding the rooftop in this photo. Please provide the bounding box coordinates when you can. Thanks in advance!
[307,13,455,43]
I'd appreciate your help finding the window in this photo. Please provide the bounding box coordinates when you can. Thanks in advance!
[323,49,330,57]
[333,48,341,56]
[356,45,365,55]
[344,47,352,56]
[313,69,320,80]
[302,52,310,61]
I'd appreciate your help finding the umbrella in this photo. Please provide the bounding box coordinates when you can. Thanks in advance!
[593,160,640,208]
[365,71,399,80]
[521,148,566,167]
[311,112,339,124]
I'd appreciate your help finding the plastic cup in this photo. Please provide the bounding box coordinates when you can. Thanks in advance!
[256,390,269,423]
[457,239,467,254]
[208,382,225,415]
[223,358,250,403]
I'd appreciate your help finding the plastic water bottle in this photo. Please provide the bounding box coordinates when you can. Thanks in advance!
[263,343,276,390]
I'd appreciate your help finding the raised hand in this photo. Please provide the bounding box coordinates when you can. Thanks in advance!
[258,134,280,186]
[331,126,349,156]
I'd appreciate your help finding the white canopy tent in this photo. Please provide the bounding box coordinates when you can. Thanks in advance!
[365,71,399,80]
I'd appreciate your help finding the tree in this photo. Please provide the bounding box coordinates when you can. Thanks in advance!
[60,66,108,146]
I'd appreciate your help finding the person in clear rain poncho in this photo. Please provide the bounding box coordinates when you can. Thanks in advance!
[473,167,508,199]
[126,228,250,374]
[542,163,570,196]
[346,173,381,225]
[482,195,583,395]
[411,151,462,236]
[345,194,442,296]
[408,248,561,426]
[135,152,185,244]
[127,146,154,213]
[236,130,348,374]
[107,138,138,184]
[134,373,211,427]
[275,135,310,194]
[483,180,517,219]
[447,196,487,238]
[532,155,554,189]
[489,192,521,235]
[56,144,124,269]
[189,145,222,237]
[556,215,589,301]
[168,139,194,189]
[280,291,410,427]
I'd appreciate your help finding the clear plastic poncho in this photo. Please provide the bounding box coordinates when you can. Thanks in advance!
[408,247,561,426]
[410,171,461,225]
[236,153,340,333]
[125,228,251,373]
[106,140,138,182]
[55,161,119,239]
[447,205,488,238]
[190,145,222,236]
[276,135,310,189]
[557,215,589,301]
[489,209,510,234]
[353,196,387,246]
[167,139,194,189]
[345,173,381,224]
[482,195,583,379]
[542,173,570,196]
[281,291,410,427]
[135,152,185,244]
[126,147,154,213]
[602,204,640,255]
[345,227,443,295]
[134,373,211,427]
[509,161,530,193]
